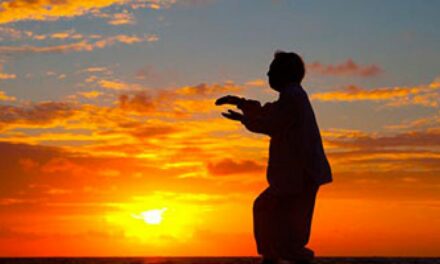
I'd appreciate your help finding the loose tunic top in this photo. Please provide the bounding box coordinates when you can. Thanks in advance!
[238,84,332,195]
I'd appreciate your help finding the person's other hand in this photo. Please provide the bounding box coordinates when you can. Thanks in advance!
[221,109,244,121]
[215,95,243,106]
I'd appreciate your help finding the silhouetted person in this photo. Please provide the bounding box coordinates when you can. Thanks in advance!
[215,51,332,264]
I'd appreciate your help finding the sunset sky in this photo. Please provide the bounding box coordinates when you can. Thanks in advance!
[0,0,439,257]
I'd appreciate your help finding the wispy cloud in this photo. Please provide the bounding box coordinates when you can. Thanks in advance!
[49,29,83,40]
[118,91,156,113]
[0,64,16,79]
[81,67,110,73]
[308,59,383,77]
[78,91,103,99]
[107,12,136,25]
[100,80,138,91]
[385,112,440,131]
[0,90,16,101]
[244,79,266,87]
[0,34,158,54]
[317,127,440,178]
[174,82,241,96]
[312,85,415,101]
[0,26,33,40]
[207,158,265,176]
[0,0,176,24]
[325,128,440,149]
[0,101,77,130]
[311,79,440,108]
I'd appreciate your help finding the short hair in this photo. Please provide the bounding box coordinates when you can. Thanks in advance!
[272,51,305,84]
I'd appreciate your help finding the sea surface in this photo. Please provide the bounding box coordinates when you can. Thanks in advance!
[0,257,439,264]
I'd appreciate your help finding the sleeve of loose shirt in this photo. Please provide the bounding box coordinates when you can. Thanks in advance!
[237,94,300,136]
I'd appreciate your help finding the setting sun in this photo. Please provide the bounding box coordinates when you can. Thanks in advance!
[133,208,168,225]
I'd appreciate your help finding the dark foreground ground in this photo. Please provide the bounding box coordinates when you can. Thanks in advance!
[0,257,439,264]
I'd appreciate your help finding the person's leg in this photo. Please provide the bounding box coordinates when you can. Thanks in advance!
[253,188,278,261]
[277,180,319,262]
[303,182,319,247]
[253,182,319,263]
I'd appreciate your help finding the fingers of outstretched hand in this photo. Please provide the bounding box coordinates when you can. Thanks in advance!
[221,109,243,121]
[221,112,235,120]
[227,109,243,116]
[215,95,241,106]
[221,112,231,117]
[215,96,231,105]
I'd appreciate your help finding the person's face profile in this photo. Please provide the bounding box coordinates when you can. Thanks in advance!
[267,60,284,91]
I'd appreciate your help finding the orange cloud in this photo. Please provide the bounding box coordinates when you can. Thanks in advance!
[0,91,16,102]
[0,64,16,79]
[0,26,84,41]
[0,34,158,54]
[172,98,219,114]
[0,72,16,79]
[0,40,92,54]
[175,82,241,97]
[308,59,383,77]
[41,157,84,175]
[0,0,178,25]
[100,80,132,90]
[0,101,76,130]
[207,158,265,176]
[114,82,245,117]
[326,128,440,149]
[107,12,136,25]
[66,90,104,101]
[51,31,72,39]
[100,34,157,45]
[320,127,440,176]
[0,0,122,24]
[128,0,177,10]
[244,79,266,87]
[0,141,181,206]
[78,91,103,99]
[311,85,413,101]
[127,124,180,140]
[118,91,156,113]
[385,113,440,131]
[311,80,440,108]
[19,158,40,172]
[81,67,109,73]
[0,26,33,40]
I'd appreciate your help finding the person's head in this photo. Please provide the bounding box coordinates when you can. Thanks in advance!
[267,51,305,91]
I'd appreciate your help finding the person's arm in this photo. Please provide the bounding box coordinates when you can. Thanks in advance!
[215,95,272,134]
[238,95,300,136]
[237,99,273,135]
[215,94,302,135]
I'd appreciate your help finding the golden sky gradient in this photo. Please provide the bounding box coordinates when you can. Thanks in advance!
[0,0,439,257]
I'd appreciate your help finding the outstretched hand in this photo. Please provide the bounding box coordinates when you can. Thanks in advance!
[215,95,243,106]
[215,95,245,122]
[221,109,244,122]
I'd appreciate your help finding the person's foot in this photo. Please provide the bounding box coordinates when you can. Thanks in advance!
[277,259,313,264]
[278,247,314,264]
[260,258,277,264]
[295,260,313,264]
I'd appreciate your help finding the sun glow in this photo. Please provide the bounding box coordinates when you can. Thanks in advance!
[105,193,208,245]
[132,208,167,225]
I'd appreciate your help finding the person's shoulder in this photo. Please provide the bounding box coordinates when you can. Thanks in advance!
[283,84,307,103]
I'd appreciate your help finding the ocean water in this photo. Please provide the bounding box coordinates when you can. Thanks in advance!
[0,257,439,264]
